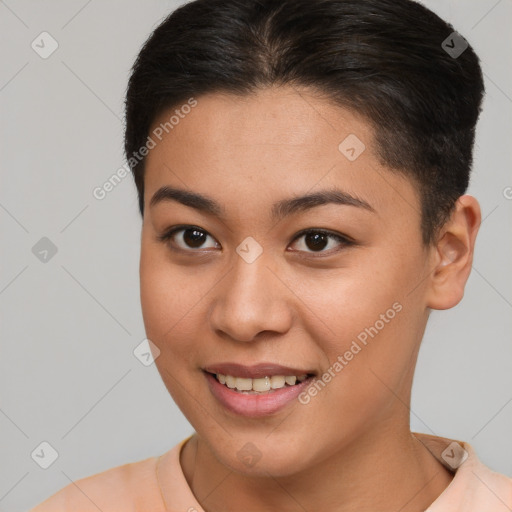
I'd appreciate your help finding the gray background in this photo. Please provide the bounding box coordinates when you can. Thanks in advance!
[0,0,511,510]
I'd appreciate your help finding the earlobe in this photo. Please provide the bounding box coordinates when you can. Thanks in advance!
[426,195,481,310]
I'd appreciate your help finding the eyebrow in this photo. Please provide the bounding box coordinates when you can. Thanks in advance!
[149,185,375,221]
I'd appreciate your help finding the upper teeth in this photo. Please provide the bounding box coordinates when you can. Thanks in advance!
[216,374,308,392]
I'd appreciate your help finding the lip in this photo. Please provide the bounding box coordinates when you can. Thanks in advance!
[203,370,315,418]
[203,362,314,379]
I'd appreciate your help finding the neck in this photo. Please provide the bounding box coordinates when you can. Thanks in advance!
[180,422,454,512]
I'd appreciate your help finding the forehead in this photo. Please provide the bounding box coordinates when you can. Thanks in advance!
[144,86,419,224]
[148,86,374,160]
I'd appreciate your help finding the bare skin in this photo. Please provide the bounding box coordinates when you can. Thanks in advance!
[140,85,481,511]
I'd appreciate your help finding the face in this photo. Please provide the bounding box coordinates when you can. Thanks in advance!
[140,86,433,477]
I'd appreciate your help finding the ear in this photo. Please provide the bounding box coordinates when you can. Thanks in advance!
[425,195,481,310]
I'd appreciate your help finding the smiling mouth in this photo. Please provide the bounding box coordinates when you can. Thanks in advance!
[206,372,314,394]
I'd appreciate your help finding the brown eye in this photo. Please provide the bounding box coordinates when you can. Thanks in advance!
[181,228,209,248]
[303,232,329,251]
[158,226,220,251]
[290,229,352,254]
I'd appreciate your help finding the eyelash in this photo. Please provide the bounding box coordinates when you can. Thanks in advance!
[156,225,354,257]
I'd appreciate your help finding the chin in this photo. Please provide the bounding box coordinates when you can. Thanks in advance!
[205,430,319,478]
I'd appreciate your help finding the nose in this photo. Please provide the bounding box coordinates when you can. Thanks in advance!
[208,249,293,343]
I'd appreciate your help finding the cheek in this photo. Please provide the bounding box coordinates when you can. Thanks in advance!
[139,243,200,360]
[302,250,425,397]
[299,261,409,351]
[140,238,198,330]
[139,245,208,412]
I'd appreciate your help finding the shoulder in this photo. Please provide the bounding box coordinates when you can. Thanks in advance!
[472,460,512,510]
[415,432,512,511]
[28,454,166,512]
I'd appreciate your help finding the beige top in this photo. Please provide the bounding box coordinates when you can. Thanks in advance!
[29,432,512,511]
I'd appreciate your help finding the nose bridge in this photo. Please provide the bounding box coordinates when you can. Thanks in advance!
[209,242,291,342]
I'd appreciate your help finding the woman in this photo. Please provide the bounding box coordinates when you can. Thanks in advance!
[30,0,512,510]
